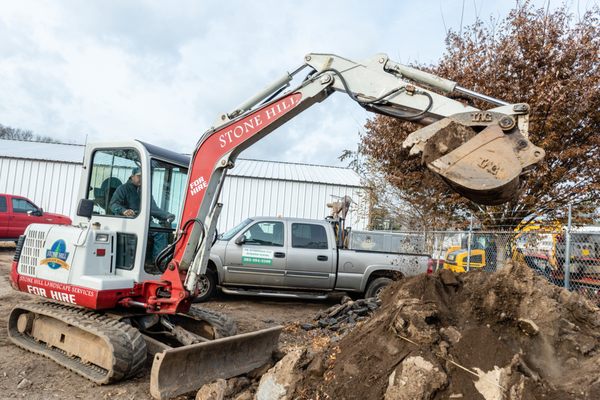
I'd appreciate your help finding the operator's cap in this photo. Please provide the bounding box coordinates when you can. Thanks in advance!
[131,167,142,176]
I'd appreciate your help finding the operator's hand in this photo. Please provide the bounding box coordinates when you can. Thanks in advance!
[123,209,136,217]
[166,213,176,224]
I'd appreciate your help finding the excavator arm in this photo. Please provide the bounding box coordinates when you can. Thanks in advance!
[140,53,544,314]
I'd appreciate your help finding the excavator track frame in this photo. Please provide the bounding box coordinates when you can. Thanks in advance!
[8,301,282,399]
[8,302,147,384]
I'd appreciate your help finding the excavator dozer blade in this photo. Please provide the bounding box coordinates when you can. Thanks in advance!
[149,326,282,400]
[404,119,545,205]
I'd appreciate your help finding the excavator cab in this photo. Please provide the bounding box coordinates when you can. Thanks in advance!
[81,141,189,279]
[10,141,186,307]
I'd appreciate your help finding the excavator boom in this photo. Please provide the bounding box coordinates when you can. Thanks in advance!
[154,53,544,313]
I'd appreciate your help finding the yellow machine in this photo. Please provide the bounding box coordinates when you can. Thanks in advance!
[443,234,495,272]
[444,221,563,273]
[512,221,562,268]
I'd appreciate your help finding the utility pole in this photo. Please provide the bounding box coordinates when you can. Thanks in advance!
[466,214,473,272]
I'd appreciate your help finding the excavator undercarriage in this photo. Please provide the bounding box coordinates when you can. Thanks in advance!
[9,302,147,384]
[9,302,282,399]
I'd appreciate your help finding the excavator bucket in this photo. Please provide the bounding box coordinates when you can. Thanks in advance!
[403,114,545,205]
[149,326,282,399]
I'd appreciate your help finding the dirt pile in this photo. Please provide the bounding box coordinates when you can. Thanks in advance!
[293,263,600,400]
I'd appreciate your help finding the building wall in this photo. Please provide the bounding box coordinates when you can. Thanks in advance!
[217,176,368,232]
[0,157,368,231]
[0,157,80,216]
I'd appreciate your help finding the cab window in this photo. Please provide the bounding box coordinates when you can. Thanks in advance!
[221,218,253,241]
[144,159,188,273]
[0,196,7,212]
[87,149,141,217]
[243,222,284,247]
[291,223,328,249]
[12,198,38,214]
[149,159,188,229]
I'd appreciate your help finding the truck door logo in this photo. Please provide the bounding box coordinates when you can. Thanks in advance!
[40,239,70,270]
[242,248,273,266]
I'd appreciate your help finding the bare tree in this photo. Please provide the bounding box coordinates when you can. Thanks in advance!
[0,123,60,143]
[360,1,599,230]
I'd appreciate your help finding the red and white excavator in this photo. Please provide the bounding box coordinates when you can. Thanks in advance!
[8,53,544,398]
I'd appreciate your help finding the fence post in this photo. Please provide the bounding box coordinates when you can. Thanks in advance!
[466,214,473,272]
[435,233,443,271]
[564,204,572,290]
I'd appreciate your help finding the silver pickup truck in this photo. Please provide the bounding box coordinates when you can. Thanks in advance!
[196,217,432,301]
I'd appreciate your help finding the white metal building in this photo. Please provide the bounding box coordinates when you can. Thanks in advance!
[0,139,83,217]
[0,139,368,231]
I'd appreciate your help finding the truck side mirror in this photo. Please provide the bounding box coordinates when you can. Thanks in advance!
[234,236,246,245]
[77,199,94,219]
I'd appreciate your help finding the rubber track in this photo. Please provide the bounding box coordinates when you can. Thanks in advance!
[8,302,147,384]
[188,306,237,338]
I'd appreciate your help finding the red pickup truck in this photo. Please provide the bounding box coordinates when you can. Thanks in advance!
[0,194,72,242]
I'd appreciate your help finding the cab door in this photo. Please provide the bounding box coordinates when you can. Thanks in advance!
[9,197,43,238]
[284,222,335,289]
[223,220,286,287]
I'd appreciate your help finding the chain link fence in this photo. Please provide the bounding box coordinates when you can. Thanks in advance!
[351,226,600,305]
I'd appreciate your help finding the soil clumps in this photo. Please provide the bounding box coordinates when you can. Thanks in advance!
[293,263,600,399]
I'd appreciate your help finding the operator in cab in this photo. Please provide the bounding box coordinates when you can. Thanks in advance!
[109,167,176,260]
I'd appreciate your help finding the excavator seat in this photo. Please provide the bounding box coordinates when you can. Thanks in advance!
[93,177,123,215]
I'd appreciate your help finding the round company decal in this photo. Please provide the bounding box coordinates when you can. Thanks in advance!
[40,239,70,270]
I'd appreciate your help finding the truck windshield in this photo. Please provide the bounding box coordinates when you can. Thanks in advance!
[220,218,253,240]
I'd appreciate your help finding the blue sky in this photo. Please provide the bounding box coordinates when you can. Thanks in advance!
[0,0,593,165]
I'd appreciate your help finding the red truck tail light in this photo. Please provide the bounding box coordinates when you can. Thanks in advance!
[96,248,106,257]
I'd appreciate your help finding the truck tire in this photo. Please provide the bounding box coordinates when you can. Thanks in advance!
[365,277,393,299]
[192,270,217,303]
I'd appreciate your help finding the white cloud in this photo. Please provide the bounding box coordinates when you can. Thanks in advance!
[0,0,589,165]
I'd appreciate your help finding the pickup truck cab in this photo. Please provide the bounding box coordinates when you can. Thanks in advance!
[0,194,72,242]
[199,217,432,301]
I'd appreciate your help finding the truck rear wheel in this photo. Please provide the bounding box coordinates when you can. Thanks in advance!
[365,277,393,299]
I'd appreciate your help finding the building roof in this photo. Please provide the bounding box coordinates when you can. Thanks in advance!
[0,138,85,164]
[230,159,362,187]
[0,139,362,187]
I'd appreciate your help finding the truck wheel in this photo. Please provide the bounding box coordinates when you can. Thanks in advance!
[365,277,393,299]
[193,270,217,303]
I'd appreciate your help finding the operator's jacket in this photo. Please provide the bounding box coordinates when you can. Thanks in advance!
[109,179,170,220]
